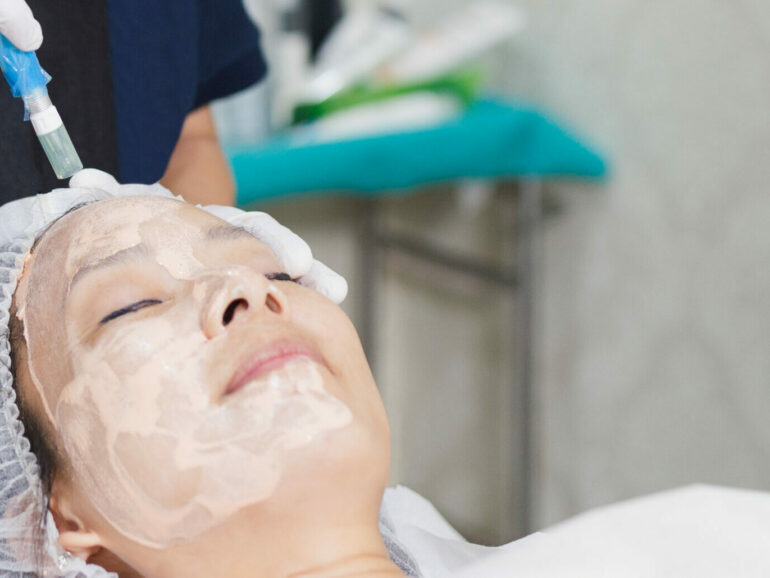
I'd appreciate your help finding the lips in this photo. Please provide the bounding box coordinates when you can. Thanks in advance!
[223,339,324,398]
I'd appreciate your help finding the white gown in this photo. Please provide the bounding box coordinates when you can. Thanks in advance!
[381,485,770,577]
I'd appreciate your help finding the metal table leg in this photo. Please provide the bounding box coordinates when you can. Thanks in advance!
[360,197,380,375]
[359,181,542,539]
[514,179,542,536]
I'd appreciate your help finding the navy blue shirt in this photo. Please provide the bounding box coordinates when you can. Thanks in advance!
[0,0,266,201]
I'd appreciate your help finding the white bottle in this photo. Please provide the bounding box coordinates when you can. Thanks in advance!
[379,1,526,85]
[302,5,410,103]
[271,0,312,128]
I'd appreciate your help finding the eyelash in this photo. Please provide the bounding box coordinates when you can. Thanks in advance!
[100,300,163,324]
[265,272,295,282]
[100,273,296,324]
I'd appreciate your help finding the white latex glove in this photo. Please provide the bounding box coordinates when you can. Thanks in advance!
[70,169,349,304]
[0,0,43,51]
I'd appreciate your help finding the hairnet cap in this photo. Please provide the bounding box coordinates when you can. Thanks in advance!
[0,177,347,575]
[0,183,177,577]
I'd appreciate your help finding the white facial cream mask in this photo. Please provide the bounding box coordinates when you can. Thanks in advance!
[57,354,351,547]
[17,197,353,547]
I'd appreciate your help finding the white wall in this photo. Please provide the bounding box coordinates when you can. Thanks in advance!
[500,0,770,529]
[220,0,770,545]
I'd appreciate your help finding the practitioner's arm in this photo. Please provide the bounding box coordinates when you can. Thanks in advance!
[160,105,235,206]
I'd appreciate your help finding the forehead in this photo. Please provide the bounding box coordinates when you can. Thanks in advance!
[48,195,203,235]
[38,197,218,269]
[20,195,265,329]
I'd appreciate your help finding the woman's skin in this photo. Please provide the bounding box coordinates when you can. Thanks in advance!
[12,197,404,578]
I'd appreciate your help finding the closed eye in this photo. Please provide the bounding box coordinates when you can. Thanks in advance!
[99,274,292,325]
[100,300,163,324]
[265,272,296,283]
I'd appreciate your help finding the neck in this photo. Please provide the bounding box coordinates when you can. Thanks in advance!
[288,551,405,577]
[135,528,406,578]
[259,519,406,578]
[145,487,406,578]
[129,437,401,578]
[191,519,406,578]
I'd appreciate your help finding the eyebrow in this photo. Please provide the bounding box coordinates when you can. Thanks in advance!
[70,244,154,289]
[69,225,255,289]
[204,225,254,242]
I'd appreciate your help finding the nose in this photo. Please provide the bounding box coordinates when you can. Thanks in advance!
[198,267,289,339]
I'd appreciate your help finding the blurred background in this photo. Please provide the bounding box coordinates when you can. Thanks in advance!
[213,0,770,547]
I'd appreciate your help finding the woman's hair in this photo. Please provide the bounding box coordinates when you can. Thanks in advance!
[9,307,59,496]
[7,202,94,498]
[5,202,95,574]
[7,238,61,575]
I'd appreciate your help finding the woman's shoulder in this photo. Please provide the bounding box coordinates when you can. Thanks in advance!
[381,486,513,577]
[382,485,465,541]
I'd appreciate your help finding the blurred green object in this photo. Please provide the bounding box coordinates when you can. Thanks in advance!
[292,69,484,124]
[228,98,607,206]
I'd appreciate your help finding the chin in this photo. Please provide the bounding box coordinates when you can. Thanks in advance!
[290,413,390,488]
[271,422,389,514]
[212,419,390,537]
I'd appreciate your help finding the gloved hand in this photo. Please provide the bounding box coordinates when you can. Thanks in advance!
[69,169,349,304]
[0,0,43,51]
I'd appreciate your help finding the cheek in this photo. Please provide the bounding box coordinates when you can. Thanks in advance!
[290,293,367,373]
[57,336,355,547]
[288,291,385,421]
[63,316,211,433]
[95,327,161,376]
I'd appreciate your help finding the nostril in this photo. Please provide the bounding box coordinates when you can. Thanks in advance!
[265,293,282,314]
[222,298,249,326]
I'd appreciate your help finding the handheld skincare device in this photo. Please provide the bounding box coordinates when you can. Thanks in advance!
[0,34,83,180]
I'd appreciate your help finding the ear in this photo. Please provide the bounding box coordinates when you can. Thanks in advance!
[48,491,104,561]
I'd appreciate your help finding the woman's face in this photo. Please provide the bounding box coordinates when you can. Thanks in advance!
[14,196,389,551]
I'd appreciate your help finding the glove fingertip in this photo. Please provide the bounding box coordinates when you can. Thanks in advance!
[282,248,314,279]
[7,13,43,51]
[328,275,349,304]
[28,20,43,50]
[298,261,349,304]
[69,168,120,193]
[14,34,41,52]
